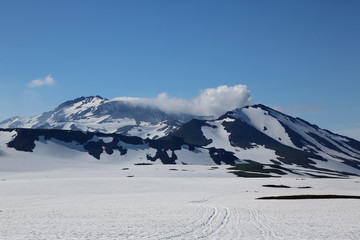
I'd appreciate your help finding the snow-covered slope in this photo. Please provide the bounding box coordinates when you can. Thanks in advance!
[0,96,195,139]
[169,104,360,177]
[229,104,360,161]
[1,98,360,178]
[0,128,217,168]
[1,115,360,178]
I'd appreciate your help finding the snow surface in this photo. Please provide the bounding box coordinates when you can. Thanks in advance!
[0,167,359,240]
[231,107,297,148]
[235,145,280,165]
[274,113,360,159]
[127,121,174,139]
[1,128,360,239]
[0,96,186,139]
[201,120,280,165]
[175,145,216,165]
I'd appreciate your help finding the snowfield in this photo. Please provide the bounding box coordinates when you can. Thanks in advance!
[0,164,359,240]
[0,124,360,239]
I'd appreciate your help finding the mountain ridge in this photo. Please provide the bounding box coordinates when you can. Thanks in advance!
[0,96,197,139]
[1,96,360,178]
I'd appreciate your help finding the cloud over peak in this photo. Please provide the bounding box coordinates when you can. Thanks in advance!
[113,85,252,117]
[28,75,55,88]
[193,85,252,116]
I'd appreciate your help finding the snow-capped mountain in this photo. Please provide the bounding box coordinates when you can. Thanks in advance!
[168,104,360,177]
[1,103,360,177]
[0,96,196,139]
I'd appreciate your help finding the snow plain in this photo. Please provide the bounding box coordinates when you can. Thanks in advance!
[1,129,360,239]
[1,162,360,240]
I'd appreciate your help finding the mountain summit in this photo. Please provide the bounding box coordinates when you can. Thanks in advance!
[0,96,196,139]
[169,104,360,176]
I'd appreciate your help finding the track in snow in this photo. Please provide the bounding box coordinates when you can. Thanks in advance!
[1,175,360,240]
[137,204,233,240]
[246,208,280,239]
[132,202,283,240]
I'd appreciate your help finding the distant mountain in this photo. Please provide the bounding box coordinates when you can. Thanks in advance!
[0,96,196,139]
[1,102,359,178]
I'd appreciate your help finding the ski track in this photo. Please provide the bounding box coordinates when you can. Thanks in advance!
[138,204,233,240]
[1,176,360,240]
[2,199,358,240]
[120,203,280,240]
[143,204,284,240]
[247,208,279,239]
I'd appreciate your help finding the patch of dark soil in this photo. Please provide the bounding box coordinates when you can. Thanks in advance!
[228,171,275,178]
[257,194,360,200]
[209,166,219,170]
[262,184,291,188]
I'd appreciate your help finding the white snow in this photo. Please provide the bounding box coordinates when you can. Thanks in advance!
[227,106,360,163]
[66,117,137,134]
[201,120,280,164]
[202,121,233,150]
[0,168,359,240]
[127,121,175,139]
[231,107,298,148]
[0,96,181,139]
[63,97,104,117]
[1,127,360,239]
[175,145,216,165]
[276,114,360,159]
[236,144,280,164]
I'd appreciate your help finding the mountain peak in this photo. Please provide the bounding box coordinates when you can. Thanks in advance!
[0,95,196,139]
[55,95,107,110]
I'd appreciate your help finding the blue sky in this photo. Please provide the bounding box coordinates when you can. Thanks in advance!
[0,0,359,139]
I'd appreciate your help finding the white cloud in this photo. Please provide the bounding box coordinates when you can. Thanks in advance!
[192,85,252,116]
[112,85,252,117]
[27,75,56,87]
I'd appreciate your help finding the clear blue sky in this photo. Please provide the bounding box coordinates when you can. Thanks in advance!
[0,0,359,139]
